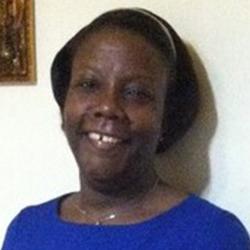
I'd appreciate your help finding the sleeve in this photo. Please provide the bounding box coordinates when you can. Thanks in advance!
[1,213,21,250]
[214,212,250,250]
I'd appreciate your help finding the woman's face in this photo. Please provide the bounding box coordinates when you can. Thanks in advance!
[62,28,169,186]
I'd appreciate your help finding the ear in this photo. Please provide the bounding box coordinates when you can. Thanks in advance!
[61,122,65,131]
[60,110,65,132]
[158,132,164,144]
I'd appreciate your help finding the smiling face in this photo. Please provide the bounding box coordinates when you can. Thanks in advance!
[62,28,169,191]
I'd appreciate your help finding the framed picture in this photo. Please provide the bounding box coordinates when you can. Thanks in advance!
[0,0,36,84]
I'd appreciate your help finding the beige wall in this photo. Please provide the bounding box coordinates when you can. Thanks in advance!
[1,0,250,242]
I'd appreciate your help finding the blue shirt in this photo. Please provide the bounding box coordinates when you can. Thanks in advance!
[2,194,250,250]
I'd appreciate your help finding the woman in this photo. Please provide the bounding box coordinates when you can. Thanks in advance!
[2,8,250,250]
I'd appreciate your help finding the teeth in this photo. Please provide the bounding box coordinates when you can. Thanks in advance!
[102,135,119,144]
[89,132,101,141]
[88,132,120,144]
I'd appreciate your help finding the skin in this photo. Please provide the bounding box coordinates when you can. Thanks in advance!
[60,28,187,225]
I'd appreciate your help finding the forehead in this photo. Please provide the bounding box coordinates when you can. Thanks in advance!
[71,28,168,78]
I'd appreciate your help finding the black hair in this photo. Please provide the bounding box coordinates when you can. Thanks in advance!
[51,8,199,153]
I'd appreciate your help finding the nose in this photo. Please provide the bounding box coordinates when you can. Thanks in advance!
[91,90,126,121]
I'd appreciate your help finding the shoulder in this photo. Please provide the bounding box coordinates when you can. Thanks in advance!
[2,194,66,250]
[180,195,250,249]
[11,194,61,223]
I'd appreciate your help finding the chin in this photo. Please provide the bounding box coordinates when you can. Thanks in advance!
[77,147,155,195]
[78,152,131,182]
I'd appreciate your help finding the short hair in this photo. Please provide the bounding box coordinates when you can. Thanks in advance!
[51,8,199,153]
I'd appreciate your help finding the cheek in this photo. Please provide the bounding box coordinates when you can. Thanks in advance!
[127,106,163,156]
[62,93,88,126]
[63,102,79,128]
[128,105,163,135]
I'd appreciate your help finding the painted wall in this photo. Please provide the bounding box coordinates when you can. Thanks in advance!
[1,0,250,243]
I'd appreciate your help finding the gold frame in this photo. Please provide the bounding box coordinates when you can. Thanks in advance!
[0,0,36,84]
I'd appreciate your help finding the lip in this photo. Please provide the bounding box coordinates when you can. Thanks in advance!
[83,129,130,141]
[81,130,131,154]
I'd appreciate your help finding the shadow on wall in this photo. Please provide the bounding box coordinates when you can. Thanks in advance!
[156,44,218,194]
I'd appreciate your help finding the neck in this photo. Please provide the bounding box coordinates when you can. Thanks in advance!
[78,169,158,211]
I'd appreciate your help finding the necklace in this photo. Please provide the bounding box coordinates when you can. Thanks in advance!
[73,177,160,225]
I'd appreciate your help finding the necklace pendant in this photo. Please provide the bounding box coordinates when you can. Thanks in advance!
[95,221,101,225]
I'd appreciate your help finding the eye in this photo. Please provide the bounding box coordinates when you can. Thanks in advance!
[76,79,98,93]
[123,85,154,103]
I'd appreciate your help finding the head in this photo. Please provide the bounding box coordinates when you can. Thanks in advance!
[51,8,199,154]
[50,8,199,191]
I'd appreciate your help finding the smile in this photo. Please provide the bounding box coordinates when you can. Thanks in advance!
[88,132,122,146]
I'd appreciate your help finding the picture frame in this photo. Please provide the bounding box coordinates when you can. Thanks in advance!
[0,0,36,84]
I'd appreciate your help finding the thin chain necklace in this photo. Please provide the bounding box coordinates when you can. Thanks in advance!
[73,178,160,225]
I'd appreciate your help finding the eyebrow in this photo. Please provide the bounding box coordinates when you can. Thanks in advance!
[120,74,156,83]
[72,65,156,81]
